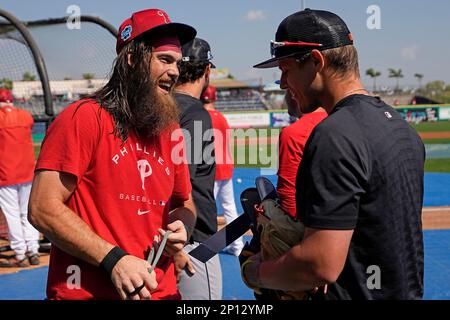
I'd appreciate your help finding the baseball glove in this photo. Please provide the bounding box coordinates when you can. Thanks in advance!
[256,199,310,300]
[256,199,304,261]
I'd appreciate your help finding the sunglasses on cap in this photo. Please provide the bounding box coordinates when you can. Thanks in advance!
[270,40,323,57]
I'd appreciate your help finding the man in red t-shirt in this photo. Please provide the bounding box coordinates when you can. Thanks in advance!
[277,90,327,217]
[28,9,197,300]
[201,85,244,256]
[0,88,40,268]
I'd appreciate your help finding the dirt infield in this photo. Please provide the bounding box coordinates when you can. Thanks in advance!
[0,252,50,275]
[420,132,450,139]
[422,206,450,229]
[1,206,449,276]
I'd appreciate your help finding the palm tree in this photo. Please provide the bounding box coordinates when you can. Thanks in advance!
[22,71,36,81]
[82,73,95,80]
[388,68,404,92]
[0,78,13,90]
[414,73,424,89]
[83,73,95,88]
[366,68,381,92]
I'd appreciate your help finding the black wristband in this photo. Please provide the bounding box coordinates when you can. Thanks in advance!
[100,246,128,276]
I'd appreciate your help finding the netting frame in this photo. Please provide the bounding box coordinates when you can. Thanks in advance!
[0,11,118,121]
[0,10,118,252]
[0,8,54,120]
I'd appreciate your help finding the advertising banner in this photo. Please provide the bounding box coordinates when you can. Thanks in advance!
[439,107,450,120]
[270,112,292,128]
[224,112,271,128]
[396,107,439,123]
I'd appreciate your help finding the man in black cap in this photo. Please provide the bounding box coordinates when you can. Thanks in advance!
[241,9,425,300]
[173,38,222,300]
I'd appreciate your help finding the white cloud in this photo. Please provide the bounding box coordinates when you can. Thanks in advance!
[245,10,266,22]
[401,46,419,61]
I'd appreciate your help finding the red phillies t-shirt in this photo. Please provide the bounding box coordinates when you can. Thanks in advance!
[207,109,233,180]
[36,100,192,300]
[277,112,327,218]
[0,105,35,187]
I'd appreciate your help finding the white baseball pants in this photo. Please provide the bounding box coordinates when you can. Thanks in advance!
[0,182,39,260]
[214,179,244,255]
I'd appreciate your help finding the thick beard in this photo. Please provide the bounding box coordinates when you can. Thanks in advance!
[130,79,179,140]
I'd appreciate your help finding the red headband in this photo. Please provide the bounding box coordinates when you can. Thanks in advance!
[152,36,181,53]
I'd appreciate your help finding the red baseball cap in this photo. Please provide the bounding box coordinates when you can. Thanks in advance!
[116,9,196,54]
[201,85,217,103]
[0,88,13,103]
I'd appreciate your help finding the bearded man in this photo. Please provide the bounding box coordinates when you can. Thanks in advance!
[28,9,197,300]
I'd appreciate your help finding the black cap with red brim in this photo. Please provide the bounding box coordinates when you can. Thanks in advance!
[254,9,354,69]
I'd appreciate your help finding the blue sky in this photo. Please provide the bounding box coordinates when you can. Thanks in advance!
[1,0,449,88]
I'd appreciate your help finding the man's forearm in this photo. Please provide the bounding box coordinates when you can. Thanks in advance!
[29,200,115,266]
[259,245,327,292]
[257,228,352,292]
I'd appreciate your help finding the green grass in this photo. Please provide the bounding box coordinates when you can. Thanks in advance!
[422,139,450,144]
[411,121,450,133]
[411,121,450,144]
[425,158,450,173]
[34,145,40,159]
[233,143,277,168]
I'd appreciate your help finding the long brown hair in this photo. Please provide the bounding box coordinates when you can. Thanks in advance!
[87,40,179,142]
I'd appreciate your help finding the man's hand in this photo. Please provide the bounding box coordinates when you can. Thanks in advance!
[158,220,187,256]
[111,255,158,300]
[173,250,195,281]
[241,252,263,293]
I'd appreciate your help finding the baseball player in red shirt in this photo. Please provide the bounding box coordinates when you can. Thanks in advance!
[277,90,327,217]
[0,89,40,268]
[28,9,197,300]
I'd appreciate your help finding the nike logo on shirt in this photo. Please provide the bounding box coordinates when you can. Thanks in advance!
[137,209,150,216]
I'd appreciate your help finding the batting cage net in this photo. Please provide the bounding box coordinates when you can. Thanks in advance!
[0,16,117,117]
[0,13,117,249]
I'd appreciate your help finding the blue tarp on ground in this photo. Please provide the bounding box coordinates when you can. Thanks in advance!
[1,230,449,300]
